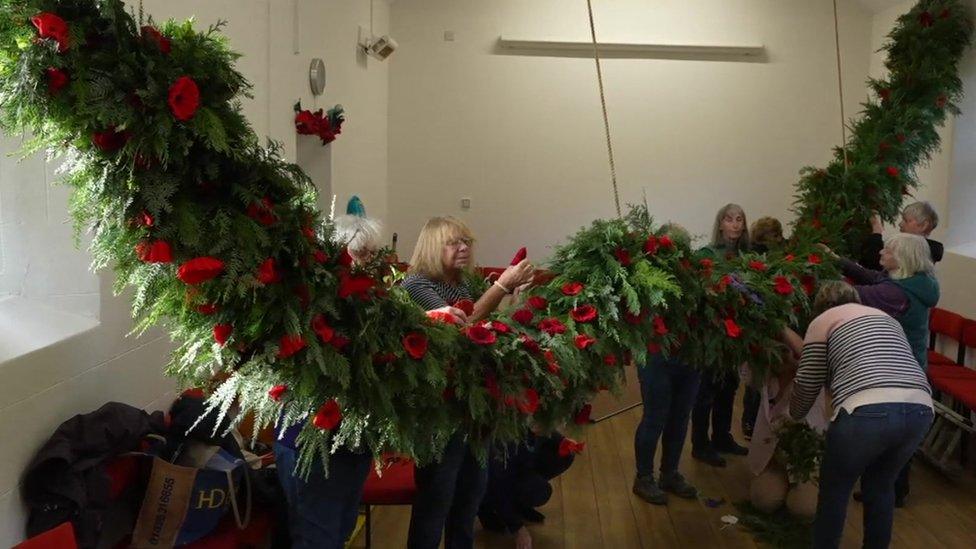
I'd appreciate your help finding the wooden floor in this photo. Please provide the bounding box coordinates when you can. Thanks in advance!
[353,394,976,548]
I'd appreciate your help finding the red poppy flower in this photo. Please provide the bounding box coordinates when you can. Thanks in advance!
[490,321,511,334]
[886,166,900,178]
[46,67,69,95]
[801,275,816,296]
[561,281,584,296]
[295,110,321,135]
[135,240,173,264]
[538,318,567,336]
[313,249,329,264]
[135,211,154,227]
[571,304,598,323]
[278,335,307,358]
[773,275,794,295]
[510,247,527,265]
[247,197,277,226]
[196,303,219,315]
[91,127,130,152]
[312,314,335,343]
[647,342,662,354]
[312,400,342,430]
[624,309,644,325]
[515,388,540,415]
[338,273,375,299]
[559,438,586,457]
[331,334,350,352]
[373,353,397,365]
[339,248,354,267]
[168,76,201,121]
[527,296,548,310]
[402,332,429,359]
[426,310,458,325]
[520,334,541,354]
[652,315,669,336]
[643,235,659,255]
[784,254,796,262]
[807,253,822,265]
[546,361,561,375]
[574,404,593,425]
[574,334,597,350]
[699,258,714,271]
[466,324,497,345]
[268,384,287,402]
[213,323,232,346]
[614,247,632,266]
[508,308,533,326]
[141,26,171,53]
[485,375,501,400]
[257,258,281,284]
[918,10,934,27]
[724,318,742,338]
[879,88,891,102]
[31,12,69,52]
[749,260,767,272]
[178,257,224,284]
[453,299,475,316]
[603,355,618,367]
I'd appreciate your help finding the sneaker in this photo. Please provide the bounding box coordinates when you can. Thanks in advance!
[713,438,749,456]
[692,448,727,467]
[660,472,698,499]
[633,475,668,505]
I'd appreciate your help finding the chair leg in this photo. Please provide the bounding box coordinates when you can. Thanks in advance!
[365,505,372,549]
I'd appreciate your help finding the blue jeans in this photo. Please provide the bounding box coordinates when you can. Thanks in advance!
[274,443,372,549]
[408,433,489,549]
[634,354,702,477]
[814,403,933,549]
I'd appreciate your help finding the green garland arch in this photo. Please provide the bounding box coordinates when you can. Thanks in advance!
[0,0,970,471]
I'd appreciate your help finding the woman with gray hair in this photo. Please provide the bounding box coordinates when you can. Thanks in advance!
[781,281,933,548]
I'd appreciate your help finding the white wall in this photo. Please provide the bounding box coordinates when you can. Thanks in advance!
[869,0,976,318]
[387,0,874,265]
[0,1,390,544]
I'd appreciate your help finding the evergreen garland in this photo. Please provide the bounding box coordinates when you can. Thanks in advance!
[0,0,970,472]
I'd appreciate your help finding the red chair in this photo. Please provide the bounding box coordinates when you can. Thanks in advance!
[359,458,417,548]
[928,308,966,366]
[14,522,78,549]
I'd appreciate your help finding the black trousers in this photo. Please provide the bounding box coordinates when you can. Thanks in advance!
[692,371,739,451]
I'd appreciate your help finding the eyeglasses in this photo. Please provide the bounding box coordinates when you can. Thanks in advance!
[446,237,474,248]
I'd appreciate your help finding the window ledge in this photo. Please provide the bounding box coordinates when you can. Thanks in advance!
[0,296,99,366]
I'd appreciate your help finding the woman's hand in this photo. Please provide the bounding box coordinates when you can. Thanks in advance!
[512,282,532,300]
[870,213,884,234]
[429,305,468,325]
[515,526,533,549]
[498,259,535,290]
[816,243,838,259]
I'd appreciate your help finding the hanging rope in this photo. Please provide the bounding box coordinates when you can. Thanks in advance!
[832,0,849,171]
[585,0,622,218]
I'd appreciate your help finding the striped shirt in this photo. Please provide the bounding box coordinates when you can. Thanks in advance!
[790,303,931,420]
[402,273,474,311]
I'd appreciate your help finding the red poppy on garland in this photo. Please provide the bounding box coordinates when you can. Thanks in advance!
[807,253,822,265]
[178,257,225,284]
[559,438,586,457]
[426,310,458,325]
[724,318,742,338]
[773,275,794,295]
[373,353,397,365]
[659,235,674,249]
[614,247,632,266]
[538,317,567,336]
[643,235,659,255]
[652,315,669,336]
[800,275,817,296]
[311,314,335,343]
[312,400,342,431]
[135,240,173,264]
[748,260,768,272]
[485,375,502,400]
[784,254,796,262]
[45,67,69,95]
[338,273,375,299]
[453,299,475,316]
[91,127,130,152]
[886,166,900,178]
[624,309,644,325]
[196,303,219,315]
[520,334,541,354]
[603,355,618,367]
[561,281,584,296]
[490,321,511,334]
[571,304,598,323]
[213,323,233,346]
[294,284,311,309]
[31,12,70,52]
[257,258,281,284]
[574,334,597,350]
[135,211,154,227]
[338,248,354,267]
[247,197,277,226]
[168,76,201,121]
[268,384,287,402]
[402,332,429,359]
[301,226,316,241]
[330,334,350,352]
[699,258,714,271]
[465,324,497,346]
[515,388,540,415]
[574,404,593,425]
[715,275,732,293]
[278,334,307,358]
[940,8,951,19]
[647,342,662,354]
[313,249,329,264]
[546,360,561,375]
[527,296,548,310]
[879,88,892,102]
[919,10,934,27]
[141,26,171,53]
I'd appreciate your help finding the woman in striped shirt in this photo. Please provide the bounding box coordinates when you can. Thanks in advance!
[782,281,933,549]
[402,216,534,549]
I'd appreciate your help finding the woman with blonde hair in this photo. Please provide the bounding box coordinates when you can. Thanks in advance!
[402,216,534,549]
[692,204,751,467]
